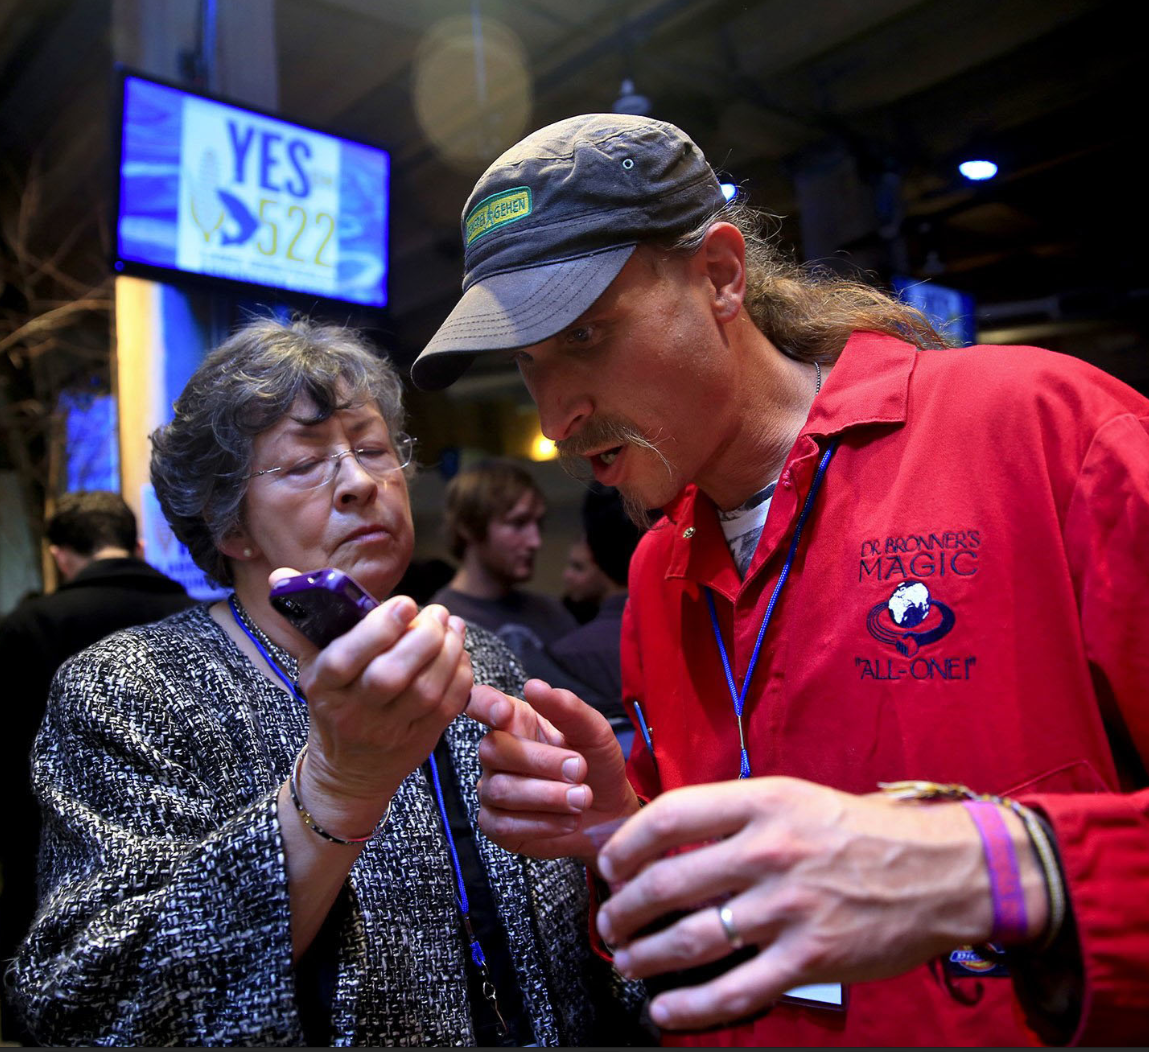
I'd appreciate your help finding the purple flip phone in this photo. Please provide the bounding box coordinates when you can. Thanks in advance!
[268,568,378,648]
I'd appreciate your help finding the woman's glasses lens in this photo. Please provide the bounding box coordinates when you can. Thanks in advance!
[250,433,415,490]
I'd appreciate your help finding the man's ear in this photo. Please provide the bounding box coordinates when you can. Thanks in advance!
[49,544,71,577]
[696,221,747,324]
[49,544,86,584]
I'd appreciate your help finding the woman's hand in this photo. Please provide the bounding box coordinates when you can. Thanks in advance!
[466,679,640,867]
[273,568,472,836]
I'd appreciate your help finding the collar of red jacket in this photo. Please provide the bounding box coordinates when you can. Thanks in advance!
[658,327,918,529]
[804,328,917,437]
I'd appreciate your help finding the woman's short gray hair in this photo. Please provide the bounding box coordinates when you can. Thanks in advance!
[150,316,408,587]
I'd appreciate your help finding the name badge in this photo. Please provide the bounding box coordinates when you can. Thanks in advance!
[782,982,846,1010]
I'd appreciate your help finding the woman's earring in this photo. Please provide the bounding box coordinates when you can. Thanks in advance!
[243,547,254,558]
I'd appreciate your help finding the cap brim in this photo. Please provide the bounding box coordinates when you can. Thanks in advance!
[410,244,636,390]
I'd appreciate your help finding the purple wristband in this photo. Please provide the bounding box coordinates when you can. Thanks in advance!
[963,799,1027,943]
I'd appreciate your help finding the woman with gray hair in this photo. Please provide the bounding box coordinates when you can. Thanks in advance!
[9,318,640,1046]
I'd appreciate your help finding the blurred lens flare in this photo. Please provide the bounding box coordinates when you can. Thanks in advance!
[530,432,557,461]
[413,15,532,170]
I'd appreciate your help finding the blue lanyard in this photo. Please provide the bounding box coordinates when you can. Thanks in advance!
[229,596,308,704]
[228,596,508,1036]
[427,755,486,964]
[705,439,838,779]
[426,750,509,1037]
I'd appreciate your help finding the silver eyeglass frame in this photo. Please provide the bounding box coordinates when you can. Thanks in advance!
[240,432,415,488]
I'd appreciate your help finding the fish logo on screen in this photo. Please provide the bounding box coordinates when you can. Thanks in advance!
[189,149,263,247]
[189,150,225,243]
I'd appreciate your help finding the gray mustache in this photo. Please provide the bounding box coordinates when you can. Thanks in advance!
[555,418,647,458]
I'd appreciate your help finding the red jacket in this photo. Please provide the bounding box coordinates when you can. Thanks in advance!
[621,331,1149,1046]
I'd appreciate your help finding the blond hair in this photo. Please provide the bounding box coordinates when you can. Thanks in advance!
[661,201,950,362]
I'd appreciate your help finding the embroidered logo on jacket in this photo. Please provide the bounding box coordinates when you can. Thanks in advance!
[865,580,954,657]
[854,529,981,682]
[859,529,980,581]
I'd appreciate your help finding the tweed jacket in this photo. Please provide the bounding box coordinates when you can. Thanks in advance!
[9,605,636,1046]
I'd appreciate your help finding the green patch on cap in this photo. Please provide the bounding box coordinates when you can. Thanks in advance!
[465,186,532,246]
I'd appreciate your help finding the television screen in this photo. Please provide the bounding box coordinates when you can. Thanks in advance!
[114,71,390,308]
[892,275,976,346]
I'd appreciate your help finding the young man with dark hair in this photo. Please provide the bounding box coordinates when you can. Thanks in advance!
[411,113,1149,1046]
[0,490,193,1042]
[5,493,194,685]
[433,458,576,659]
[44,489,138,573]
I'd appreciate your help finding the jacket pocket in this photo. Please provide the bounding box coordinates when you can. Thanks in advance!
[1001,758,1111,797]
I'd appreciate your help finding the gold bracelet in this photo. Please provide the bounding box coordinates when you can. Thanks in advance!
[289,743,392,846]
[1005,799,1066,950]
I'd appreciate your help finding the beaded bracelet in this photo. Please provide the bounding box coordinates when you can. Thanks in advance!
[289,743,392,846]
[879,779,1067,950]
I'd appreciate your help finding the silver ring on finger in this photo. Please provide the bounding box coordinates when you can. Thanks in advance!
[718,904,745,950]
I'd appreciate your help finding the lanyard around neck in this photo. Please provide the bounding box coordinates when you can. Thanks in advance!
[426,750,509,1037]
[705,438,839,779]
[229,596,307,705]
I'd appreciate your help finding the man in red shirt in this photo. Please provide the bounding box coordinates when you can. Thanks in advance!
[411,114,1149,1045]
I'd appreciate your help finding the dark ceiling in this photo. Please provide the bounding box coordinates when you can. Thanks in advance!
[1,0,1146,400]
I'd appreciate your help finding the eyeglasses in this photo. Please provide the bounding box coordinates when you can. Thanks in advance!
[243,432,415,492]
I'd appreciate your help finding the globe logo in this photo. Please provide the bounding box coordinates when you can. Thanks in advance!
[887,580,931,628]
[866,579,955,657]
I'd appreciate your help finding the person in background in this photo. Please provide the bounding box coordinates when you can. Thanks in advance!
[411,112,1149,1046]
[0,490,193,1044]
[549,484,641,745]
[561,535,613,625]
[392,555,455,607]
[2,490,195,712]
[432,458,577,660]
[8,318,642,1046]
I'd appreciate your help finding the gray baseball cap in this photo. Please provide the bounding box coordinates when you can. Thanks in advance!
[411,113,725,390]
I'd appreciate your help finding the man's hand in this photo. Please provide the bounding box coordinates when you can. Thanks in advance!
[466,679,640,865]
[594,776,1049,1032]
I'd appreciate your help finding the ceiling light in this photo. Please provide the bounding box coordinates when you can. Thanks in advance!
[720,182,738,201]
[612,78,651,116]
[958,159,998,181]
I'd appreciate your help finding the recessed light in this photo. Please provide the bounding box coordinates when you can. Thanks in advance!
[958,159,998,181]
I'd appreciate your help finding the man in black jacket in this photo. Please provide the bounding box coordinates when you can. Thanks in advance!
[0,491,193,1042]
[549,484,641,738]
